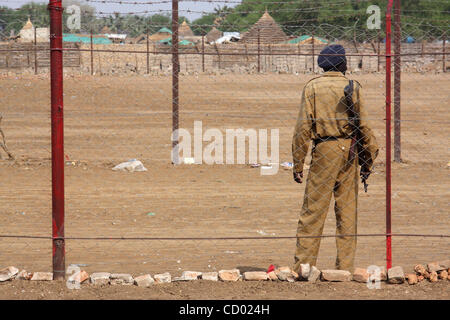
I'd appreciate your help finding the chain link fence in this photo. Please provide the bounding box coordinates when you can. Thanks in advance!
[0,0,448,278]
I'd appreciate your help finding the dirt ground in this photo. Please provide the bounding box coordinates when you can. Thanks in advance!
[0,73,448,299]
[0,279,448,300]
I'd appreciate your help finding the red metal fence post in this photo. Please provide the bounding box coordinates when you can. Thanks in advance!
[385,0,393,270]
[48,0,65,280]
[172,0,179,164]
[394,0,401,162]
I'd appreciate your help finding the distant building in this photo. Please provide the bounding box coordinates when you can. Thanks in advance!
[179,20,194,38]
[224,32,240,38]
[206,27,223,43]
[157,38,195,46]
[105,33,127,44]
[149,27,172,42]
[240,10,288,44]
[213,33,241,44]
[287,35,328,45]
[63,33,112,44]
[18,18,49,43]
[131,27,173,44]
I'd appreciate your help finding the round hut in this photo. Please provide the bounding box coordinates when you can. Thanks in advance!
[178,20,194,38]
[240,10,288,44]
[206,27,223,43]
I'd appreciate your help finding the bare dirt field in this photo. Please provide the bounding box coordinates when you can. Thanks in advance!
[0,73,448,299]
[0,279,448,300]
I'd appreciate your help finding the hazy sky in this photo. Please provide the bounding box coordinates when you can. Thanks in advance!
[1,0,240,20]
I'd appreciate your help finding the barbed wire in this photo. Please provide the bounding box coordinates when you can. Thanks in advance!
[1,0,449,8]
[0,9,448,27]
[2,7,448,25]
[1,1,450,15]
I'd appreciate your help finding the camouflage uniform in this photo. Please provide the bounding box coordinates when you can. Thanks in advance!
[292,71,379,273]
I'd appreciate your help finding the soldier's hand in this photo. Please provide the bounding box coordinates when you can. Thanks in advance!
[360,167,371,181]
[293,171,303,184]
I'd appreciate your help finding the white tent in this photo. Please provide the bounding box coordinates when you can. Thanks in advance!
[212,33,240,44]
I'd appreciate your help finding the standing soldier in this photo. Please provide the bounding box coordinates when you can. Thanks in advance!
[292,45,379,273]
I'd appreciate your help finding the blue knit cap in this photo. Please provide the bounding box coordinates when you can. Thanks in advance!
[317,44,347,69]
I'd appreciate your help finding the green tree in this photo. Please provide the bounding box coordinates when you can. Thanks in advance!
[191,13,217,35]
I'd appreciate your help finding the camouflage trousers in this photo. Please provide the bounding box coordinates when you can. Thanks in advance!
[293,138,358,273]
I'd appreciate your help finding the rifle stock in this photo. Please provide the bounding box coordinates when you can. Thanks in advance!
[344,80,370,192]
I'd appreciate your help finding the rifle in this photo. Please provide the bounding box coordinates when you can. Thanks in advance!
[344,80,369,192]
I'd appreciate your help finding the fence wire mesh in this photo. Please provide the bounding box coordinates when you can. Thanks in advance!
[0,0,449,278]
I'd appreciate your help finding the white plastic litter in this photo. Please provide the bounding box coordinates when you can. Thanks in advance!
[281,162,294,170]
[256,230,276,236]
[112,159,147,172]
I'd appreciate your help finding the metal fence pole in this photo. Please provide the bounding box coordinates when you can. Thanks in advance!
[6,43,10,69]
[34,26,38,75]
[257,28,261,73]
[171,0,179,164]
[312,32,315,73]
[48,0,65,280]
[385,0,393,270]
[394,0,401,162]
[90,29,94,75]
[443,32,447,73]
[27,44,30,67]
[215,42,221,69]
[146,29,150,74]
[377,31,381,72]
[202,34,205,72]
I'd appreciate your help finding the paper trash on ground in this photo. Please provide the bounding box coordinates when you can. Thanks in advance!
[112,159,147,172]
[257,230,276,236]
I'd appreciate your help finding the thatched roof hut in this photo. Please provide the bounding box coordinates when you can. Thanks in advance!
[18,18,50,43]
[240,10,288,44]
[149,27,172,42]
[178,20,194,38]
[132,34,147,44]
[101,26,112,35]
[206,27,223,43]
[22,18,33,31]
[287,35,328,45]
[131,27,172,44]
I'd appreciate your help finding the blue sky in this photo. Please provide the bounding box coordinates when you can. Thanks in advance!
[0,0,240,20]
